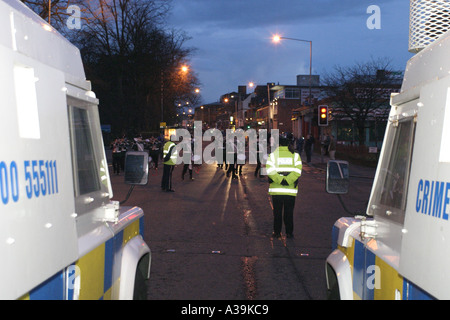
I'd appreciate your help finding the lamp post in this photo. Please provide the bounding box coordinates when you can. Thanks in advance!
[272,35,314,140]
[161,64,190,124]
[48,0,51,24]
[272,35,313,106]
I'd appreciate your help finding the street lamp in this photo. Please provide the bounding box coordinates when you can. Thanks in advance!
[272,35,281,43]
[272,34,313,106]
[161,64,191,124]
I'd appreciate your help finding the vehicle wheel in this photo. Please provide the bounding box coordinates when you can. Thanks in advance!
[133,254,149,300]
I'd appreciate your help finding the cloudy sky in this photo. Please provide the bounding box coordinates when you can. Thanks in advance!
[167,0,412,104]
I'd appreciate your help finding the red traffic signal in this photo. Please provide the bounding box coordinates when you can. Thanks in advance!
[318,106,328,126]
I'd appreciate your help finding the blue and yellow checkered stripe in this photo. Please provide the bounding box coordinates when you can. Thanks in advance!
[332,225,435,300]
[20,217,144,300]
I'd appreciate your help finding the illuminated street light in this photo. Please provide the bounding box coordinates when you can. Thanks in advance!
[162,63,191,123]
[271,34,313,106]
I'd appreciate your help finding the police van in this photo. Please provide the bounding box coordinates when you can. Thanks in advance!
[325,1,450,300]
[0,0,150,299]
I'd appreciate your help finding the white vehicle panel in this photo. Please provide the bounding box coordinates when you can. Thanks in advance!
[0,50,78,299]
[400,75,450,300]
[0,1,81,299]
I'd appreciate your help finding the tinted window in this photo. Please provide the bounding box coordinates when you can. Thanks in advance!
[70,107,101,195]
[368,118,415,224]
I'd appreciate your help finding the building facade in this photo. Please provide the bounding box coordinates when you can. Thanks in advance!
[195,71,401,149]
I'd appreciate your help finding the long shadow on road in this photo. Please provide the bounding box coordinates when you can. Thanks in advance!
[109,158,373,300]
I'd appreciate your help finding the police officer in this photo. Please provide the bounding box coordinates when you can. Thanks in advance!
[266,133,302,238]
[161,135,177,192]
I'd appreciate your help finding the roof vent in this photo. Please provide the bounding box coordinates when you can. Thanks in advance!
[409,0,450,53]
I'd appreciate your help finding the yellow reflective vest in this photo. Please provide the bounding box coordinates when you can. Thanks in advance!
[163,141,177,165]
[266,146,302,196]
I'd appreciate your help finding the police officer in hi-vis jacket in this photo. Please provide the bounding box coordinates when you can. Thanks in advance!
[161,135,177,192]
[266,133,302,239]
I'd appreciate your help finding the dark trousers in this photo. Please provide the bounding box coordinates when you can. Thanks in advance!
[272,195,296,235]
[182,164,192,179]
[112,153,121,174]
[227,162,237,178]
[149,150,159,169]
[305,149,312,163]
[254,160,261,177]
[161,164,174,190]
[226,154,237,178]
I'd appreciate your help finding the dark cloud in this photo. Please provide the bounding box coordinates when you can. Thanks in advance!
[171,0,397,30]
[168,0,412,103]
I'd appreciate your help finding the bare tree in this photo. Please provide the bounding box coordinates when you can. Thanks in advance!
[21,0,200,134]
[20,0,88,31]
[322,58,401,146]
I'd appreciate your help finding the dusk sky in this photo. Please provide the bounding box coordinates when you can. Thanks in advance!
[167,0,413,104]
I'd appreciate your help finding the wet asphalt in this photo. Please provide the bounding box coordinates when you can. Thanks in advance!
[108,150,375,300]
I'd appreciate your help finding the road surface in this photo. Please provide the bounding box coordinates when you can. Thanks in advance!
[109,151,374,300]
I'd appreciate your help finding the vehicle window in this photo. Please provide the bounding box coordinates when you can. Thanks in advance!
[368,117,416,224]
[69,106,101,196]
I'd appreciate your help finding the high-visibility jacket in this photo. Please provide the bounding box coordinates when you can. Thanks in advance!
[266,146,302,196]
[163,141,177,165]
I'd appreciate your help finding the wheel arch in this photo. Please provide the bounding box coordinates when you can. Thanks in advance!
[325,249,353,300]
[118,235,151,300]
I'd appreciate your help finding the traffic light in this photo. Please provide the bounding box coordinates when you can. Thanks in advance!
[318,106,328,126]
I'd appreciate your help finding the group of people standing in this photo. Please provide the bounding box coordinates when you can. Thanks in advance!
[295,134,314,164]
[113,130,338,241]
[157,131,304,240]
[294,133,336,162]
[217,137,245,180]
[160,134,200,192]
[147,136,163,170]
[155,131,302,239]
[111,135,164,175]
[111,138,128,175]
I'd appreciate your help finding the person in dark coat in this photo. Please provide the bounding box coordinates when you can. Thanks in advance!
[304,135,313,164]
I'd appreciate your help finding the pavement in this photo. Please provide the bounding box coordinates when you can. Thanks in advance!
[302,150,376,178]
